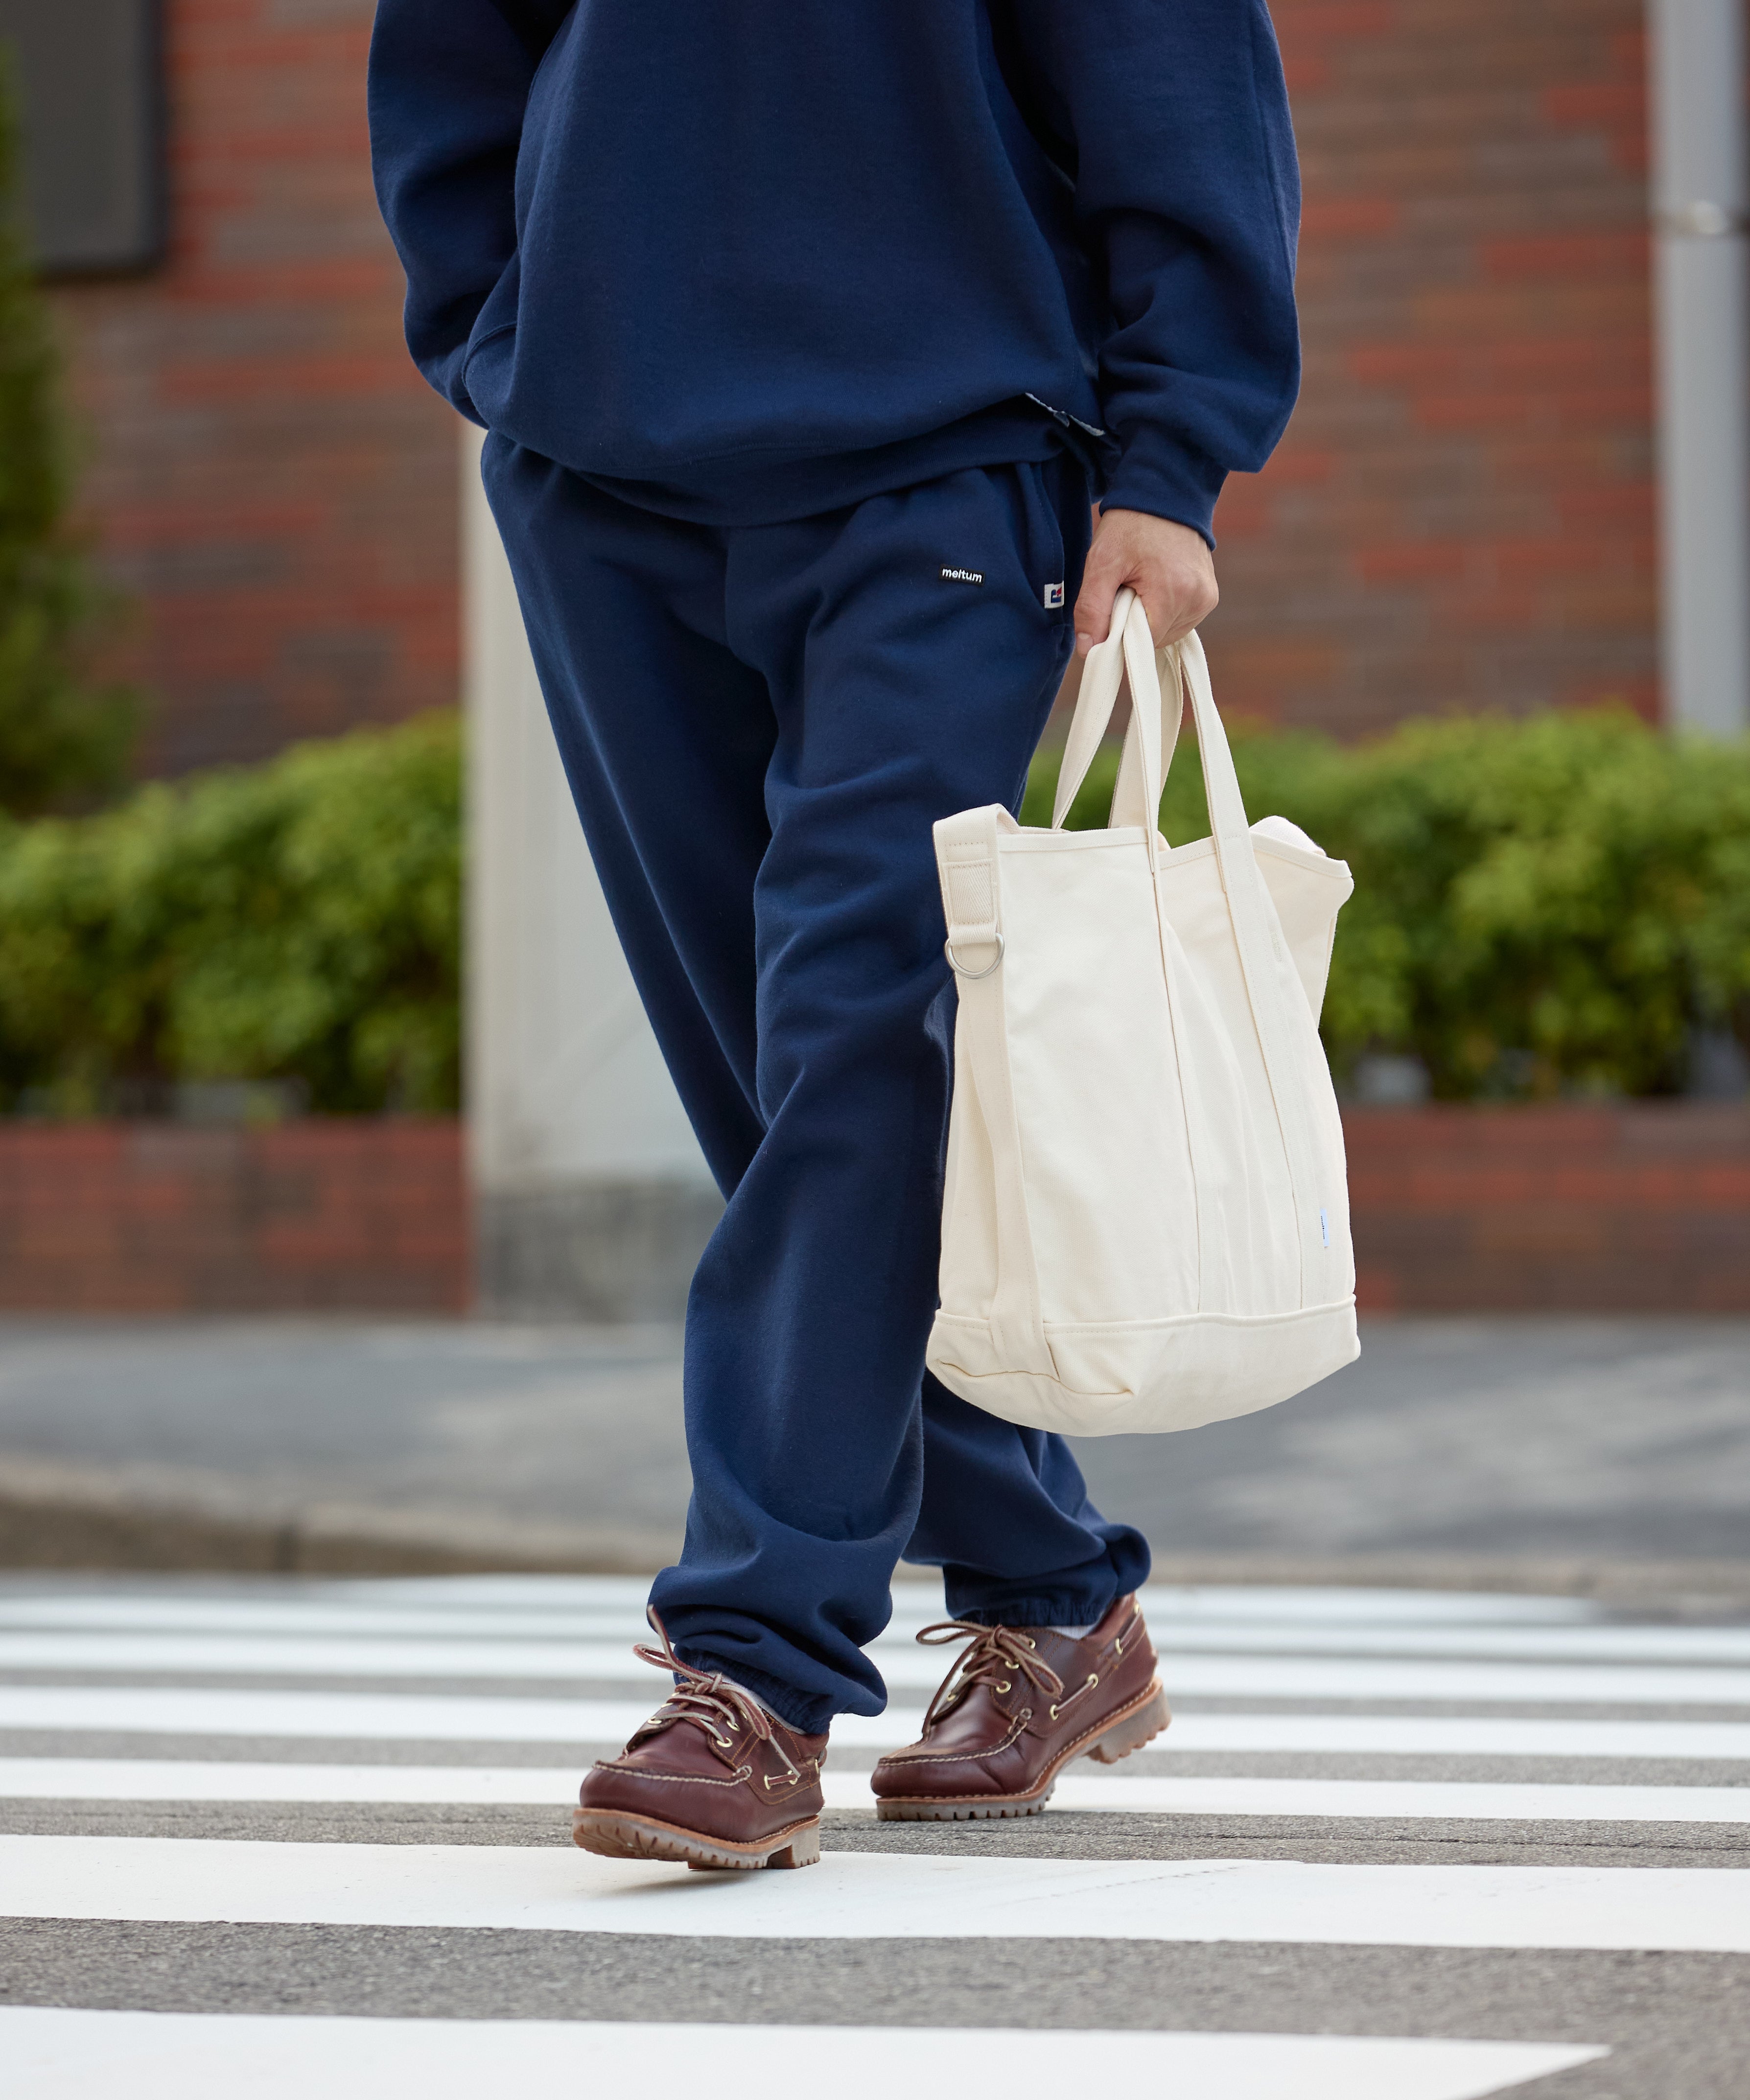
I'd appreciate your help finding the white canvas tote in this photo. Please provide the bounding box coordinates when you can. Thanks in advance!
[927,588,1359,1437]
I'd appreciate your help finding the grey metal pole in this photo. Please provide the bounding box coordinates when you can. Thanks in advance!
[1647,0,1750,733]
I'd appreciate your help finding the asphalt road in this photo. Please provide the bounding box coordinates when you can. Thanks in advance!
[1,1572,1747,2098]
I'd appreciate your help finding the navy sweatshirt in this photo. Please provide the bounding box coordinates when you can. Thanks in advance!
[368,1,1301,539]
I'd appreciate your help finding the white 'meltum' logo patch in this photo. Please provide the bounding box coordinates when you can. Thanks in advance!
[1044,582,1065,608]
[940,565,984,586]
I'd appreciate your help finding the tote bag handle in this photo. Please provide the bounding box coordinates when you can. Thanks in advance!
[1050,588,1242,851]
[1050,588,1144,830]
[1050,591,1332,1300]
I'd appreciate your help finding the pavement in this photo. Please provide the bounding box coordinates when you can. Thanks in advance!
[3,1315,1748,2093]
[0,1314,1747,1596]
[1,1571,1748,2097]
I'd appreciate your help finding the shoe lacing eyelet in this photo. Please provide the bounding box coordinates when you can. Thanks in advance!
[1048,1703,1059,1719]
[996,1680,1011,1694]
[1114,1637,1123,1656]
[1022,1637,1036,1649]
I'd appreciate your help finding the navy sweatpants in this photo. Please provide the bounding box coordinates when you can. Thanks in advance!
[483,438,1151,1734]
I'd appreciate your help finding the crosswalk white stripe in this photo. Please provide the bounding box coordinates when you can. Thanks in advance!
[1142,1587,1601,1625]
[8,1630,1749,1705]
[1161,1711,1750,1759]
[7,1683,1750,1759]
[0,1685,668,1746]
[6,1835,1748,1950]
[0,1603,659,1640]
[0,1585,1607,1639]
[1136,1621,1750,1664]
[322,1576,662,1608]
[0,2008,1608,2100]
[327,1578,1601,1625]
[1046,1772,1748,1822]
[1031,1772,1750,1823]
[14,1605,1737,1666]
[6,1757,1750,1823]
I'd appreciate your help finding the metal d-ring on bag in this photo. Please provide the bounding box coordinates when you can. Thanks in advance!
[928,587,1360,1436]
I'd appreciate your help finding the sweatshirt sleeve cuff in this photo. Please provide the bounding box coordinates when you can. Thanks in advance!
[1099,430,1230,550]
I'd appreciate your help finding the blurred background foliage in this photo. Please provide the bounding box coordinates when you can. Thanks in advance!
[1028,705,1750,1100]
[0,702,1746,1118]
[0,60,138,817]
[0,713,460,1116]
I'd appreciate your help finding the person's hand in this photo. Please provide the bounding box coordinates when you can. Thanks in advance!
[1073,507,1217,655]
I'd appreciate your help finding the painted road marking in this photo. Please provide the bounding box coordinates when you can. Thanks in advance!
[4,1757,1750,1823]
[8,1684,1750,1760]
[0,1583,1604,1638]
[3,1836,1747,1950]
[0,2008,1607,2100]
[6,1600,1728,1664]
[8,1631,1750,1705]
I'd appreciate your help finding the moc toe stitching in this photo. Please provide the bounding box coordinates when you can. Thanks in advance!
[587,1762,757,1790]
[873,1709,1031,1769]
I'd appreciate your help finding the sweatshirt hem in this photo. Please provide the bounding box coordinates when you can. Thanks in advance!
[573,396,1096,529]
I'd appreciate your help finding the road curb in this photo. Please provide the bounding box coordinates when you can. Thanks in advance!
[0,1491,677,1579]
[4,1488,1750,1606]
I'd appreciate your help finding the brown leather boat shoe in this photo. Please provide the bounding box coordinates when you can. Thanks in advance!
[573,1612,826,1869]
[869,1593,1168,1820]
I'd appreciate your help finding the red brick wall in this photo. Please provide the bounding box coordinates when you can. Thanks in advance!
[47,1,1661,765]
[1349,1104,1750,1312]
[1,1111,1743,1314]
[1209,0,1657,737]
[50,0,460,776]
[0,1122,467,1312]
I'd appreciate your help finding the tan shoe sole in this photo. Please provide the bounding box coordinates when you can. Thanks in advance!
[572,1806,821,1870]
[873,1680,1171,1821]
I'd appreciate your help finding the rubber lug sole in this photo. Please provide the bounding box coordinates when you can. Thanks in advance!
[571,1807,820,1870]
[1084,1682,1173,1764]
[873,1680,1171,1821]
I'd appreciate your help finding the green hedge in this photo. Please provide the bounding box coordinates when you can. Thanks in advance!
[0,712,460,1115]
[1,703,1746,1116]
[1026,707,1750,1098]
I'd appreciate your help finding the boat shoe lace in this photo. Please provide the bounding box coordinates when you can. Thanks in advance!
[913,1619,1076,1731]
[630,1609,804,1784]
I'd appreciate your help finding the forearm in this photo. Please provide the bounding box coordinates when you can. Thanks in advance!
[1004,0,1303,544]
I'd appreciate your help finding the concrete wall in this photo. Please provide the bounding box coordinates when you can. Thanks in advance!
[461,431,719,1320]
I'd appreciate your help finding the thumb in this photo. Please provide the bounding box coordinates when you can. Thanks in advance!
[1073,556,1120,659]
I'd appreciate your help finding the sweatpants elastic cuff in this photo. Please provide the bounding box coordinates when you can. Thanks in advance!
[671,1643,837,1738]
[952,1598,1116,1632]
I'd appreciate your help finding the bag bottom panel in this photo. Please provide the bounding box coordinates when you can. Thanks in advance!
[927,1300,1359,1437]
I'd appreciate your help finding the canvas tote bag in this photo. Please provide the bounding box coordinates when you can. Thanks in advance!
[926,587,1359,1437]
